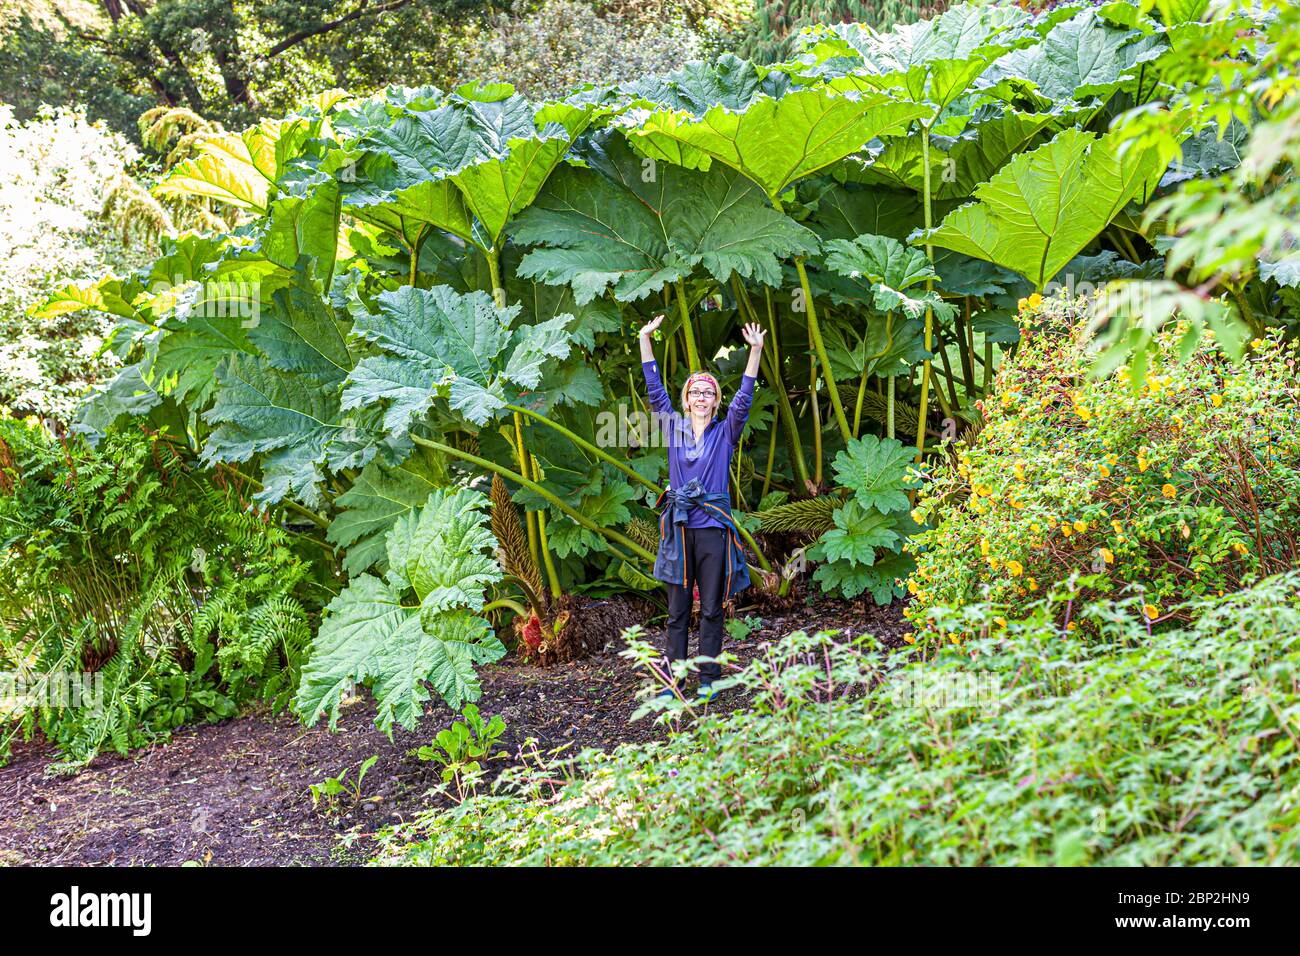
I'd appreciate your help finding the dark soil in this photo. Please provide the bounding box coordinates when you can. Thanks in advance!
[0,596,907,867]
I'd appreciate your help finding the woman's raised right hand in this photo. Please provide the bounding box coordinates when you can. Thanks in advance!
[639,314,664,338]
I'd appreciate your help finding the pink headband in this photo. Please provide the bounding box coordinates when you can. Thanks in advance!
[685,372,719,392]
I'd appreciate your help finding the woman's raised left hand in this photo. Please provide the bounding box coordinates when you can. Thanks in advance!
[741,322,766,349]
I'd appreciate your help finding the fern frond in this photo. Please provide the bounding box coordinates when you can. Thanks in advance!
[490,474,542,599]
[837,384,920,438]
[756,495,842,535]
[624,516,661,553]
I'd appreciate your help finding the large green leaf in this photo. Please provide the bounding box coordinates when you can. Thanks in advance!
[831,434,918,515]
[510,132,819,302]
[812,548,915,603]
[629,85,931,201]
[340,92,597,253]
[916,127,1168,291]
[977,8,1166,107]
[71,363,163,444]
[201,353,347,507]
[849,105,1068,200]
[151,302,258,407]
[344,285,580,431]
[248,260,353,380]
[152,116,316,213]
[807,500,903,566]
[795,4,1032,112]
[296,489,506,734]
[327,446,448,576]
[823,234,955,323]
[823,312,927,381]
[623,54,791,115]
[389,487,500,613]
[805,184,922,243]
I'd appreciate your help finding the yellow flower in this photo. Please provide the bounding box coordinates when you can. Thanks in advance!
[1111,520,1123,534]
[1161,483,1177,499]
[1073,520,1088,533]
[903,633,916,645]
[994,616,1008,629]
[1013,461,1027,480]
[1106,454,1118,467]
[1210,394,1223,407]
[1018,297,1028,311]
[1027,293,1043,309]
[1099,464,1111,478]
[907,579,919,595]
[1138,454,1150,473]
[1027,577,1038,591]
[1144,603,1159,621]
[988,556,1000,571]
[975,483,993,497]
[1251,338,1264,349]
[911,508,924,524]
[1061,524,1073,538]
[1030,522,1041,533]
[1067,621,1078,632]
[1075,405,1093,423]
[1231,541,1249,555]
[1007,560,1024,577]
[1009,496,1025,509]
[1100,547,1114,564]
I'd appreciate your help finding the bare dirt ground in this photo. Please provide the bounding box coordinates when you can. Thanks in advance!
[0,597,907,866]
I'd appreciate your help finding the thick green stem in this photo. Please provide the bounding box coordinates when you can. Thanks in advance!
[512,411,541,575]
[530,452,563,601]
[760,407,778,501]
[887,376,896,441]
[808,329,823,487]
[409,227,428,288]
[853,367,868,439]
[792,256,853,443]
[483,598,529,618]
[957,296,977,395]
[506,403,659,494]
[914,122,936,465]
[935,326,961,410]
[769,194,849,441]
[732,275,810,491]
[411,436,656,564]
[675,280,701,371]
[500,573,547,619]
[486,244,504,308]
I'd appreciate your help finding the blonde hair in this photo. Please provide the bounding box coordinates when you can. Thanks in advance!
[679,372,722,415]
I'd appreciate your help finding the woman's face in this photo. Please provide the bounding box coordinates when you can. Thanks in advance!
[683,379,720,418]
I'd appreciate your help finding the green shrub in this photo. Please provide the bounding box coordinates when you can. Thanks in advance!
[0,416,321,770]
[370,573,1300,865]
[906,294,1300,639]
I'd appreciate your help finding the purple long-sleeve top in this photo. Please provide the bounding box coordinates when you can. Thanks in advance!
[642,359,756,529]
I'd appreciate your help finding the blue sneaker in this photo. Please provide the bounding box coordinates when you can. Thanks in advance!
[696,682,722,703]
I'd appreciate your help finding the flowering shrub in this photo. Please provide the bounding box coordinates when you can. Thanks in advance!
[0,106,149,420]
[452,0,721,100]
[905,293,1300,638]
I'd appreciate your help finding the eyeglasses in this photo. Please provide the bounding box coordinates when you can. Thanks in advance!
[687,388,716,399]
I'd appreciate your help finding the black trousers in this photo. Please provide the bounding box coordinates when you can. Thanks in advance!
[665,525,727,684]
